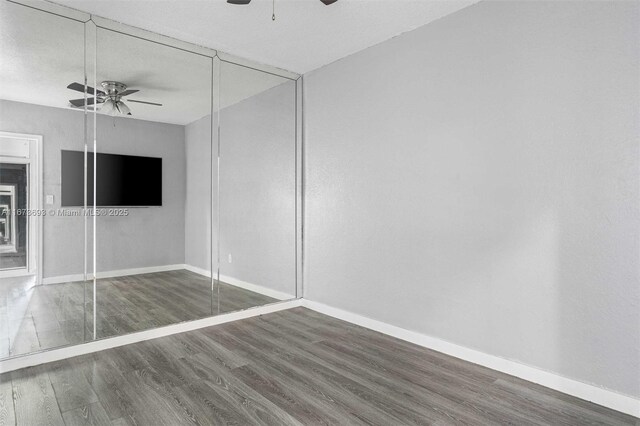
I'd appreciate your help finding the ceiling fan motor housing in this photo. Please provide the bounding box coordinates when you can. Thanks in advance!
[101,81,127,97]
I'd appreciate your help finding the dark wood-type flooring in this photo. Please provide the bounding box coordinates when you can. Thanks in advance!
[0,270,277,359]
[0,307,636,425]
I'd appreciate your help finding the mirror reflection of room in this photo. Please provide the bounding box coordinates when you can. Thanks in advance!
[218,60,297,306]
[87,26,218,341]
[0,0,87,359]
[0,0,299,361]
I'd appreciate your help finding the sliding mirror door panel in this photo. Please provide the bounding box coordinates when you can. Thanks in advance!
[218,61,297,310]
[0,2,299,361]
[84,19,98,342]
[94,27,215,338]
[0,1,92,358]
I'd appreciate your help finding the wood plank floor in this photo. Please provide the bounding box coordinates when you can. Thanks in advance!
[0,270,277,359]
[0,307,636,425]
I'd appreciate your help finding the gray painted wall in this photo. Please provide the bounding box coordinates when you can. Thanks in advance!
[184,82,297,297]
[219,81,296,297]
[0,99,186,278]
[185,114,213,273]
[304,1,639,398]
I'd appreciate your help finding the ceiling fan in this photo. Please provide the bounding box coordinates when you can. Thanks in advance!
[67,81,163,116]
[228,0,337,5]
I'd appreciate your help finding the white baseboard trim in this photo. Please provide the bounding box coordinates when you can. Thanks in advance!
[41,264,185,285]
[301,299,640,418]
[183,264,211,278]
[0,299,303,374]
[183,264,295,301]
[219,274,295,301]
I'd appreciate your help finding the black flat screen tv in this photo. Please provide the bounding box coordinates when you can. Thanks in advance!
[61,150,162,207]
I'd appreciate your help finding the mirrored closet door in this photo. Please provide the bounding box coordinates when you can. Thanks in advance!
[218,60,298,309]
[0,1,94,358]
[92,25,216,338]
[0,0,301,362]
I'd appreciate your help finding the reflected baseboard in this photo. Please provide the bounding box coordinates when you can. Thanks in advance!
[40,264,296,301]
[41,264,185,285]
[183,264,295,301]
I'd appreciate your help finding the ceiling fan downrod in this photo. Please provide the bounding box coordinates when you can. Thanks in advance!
[226,0,338,20]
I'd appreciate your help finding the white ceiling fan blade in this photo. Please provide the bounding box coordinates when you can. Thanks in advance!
[128,99,163,106]
[119,89,139,97]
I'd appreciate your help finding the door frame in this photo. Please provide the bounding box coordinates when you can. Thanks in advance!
[0,131,43,284]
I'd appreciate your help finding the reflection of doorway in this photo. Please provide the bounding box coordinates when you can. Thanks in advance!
[0,183,21,259]
[0,132,42,283]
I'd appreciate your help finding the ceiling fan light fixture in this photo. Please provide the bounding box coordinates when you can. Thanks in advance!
[116,100,131,115]
[101,98,116,115]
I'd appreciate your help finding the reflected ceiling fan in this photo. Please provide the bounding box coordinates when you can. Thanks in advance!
[67,81,162,116]
[228,0,337,20]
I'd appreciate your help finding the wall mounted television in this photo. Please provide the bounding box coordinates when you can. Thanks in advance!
[61,150,162,207]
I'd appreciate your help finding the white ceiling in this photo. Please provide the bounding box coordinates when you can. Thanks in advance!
[0,1,85,115]
[0,0,290,125]
[52,0,478,74]
[1,0,477,125]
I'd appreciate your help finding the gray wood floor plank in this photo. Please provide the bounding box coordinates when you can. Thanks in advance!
[168,380,245,426]
[487,378,637,426]
[48,359,100,413]
[196,326,387,424]
[231,363,348,425]
[0,377,15,426]
[1,270,277,359]
[11,365,65,426]
[145,332,250,377]
[61,402,112,426]
[252,320,479,416]
[222,321,459,424]
[0,307,637,426]
[120,367,210,426]
[208,322,427,424]
[80,353,162,423]
[177,353,305,425]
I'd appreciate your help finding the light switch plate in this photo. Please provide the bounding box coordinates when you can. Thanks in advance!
[45,195,54,205]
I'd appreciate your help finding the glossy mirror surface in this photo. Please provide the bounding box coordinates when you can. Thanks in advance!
[0,1,300,362]
[0,1,92,358]
[218,61,298,306]
[93,26,216,338]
